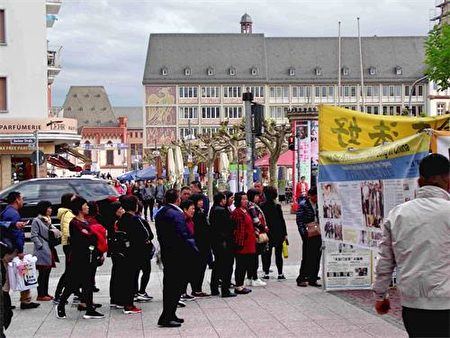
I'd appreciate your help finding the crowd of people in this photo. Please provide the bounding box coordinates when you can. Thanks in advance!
[1,179,308,330]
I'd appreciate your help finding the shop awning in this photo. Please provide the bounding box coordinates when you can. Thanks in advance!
[254,150,294,167]
[58,145,92,164]
[47,154,82,172]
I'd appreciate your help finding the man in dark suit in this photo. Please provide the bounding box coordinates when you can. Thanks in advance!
[155,189,198,328]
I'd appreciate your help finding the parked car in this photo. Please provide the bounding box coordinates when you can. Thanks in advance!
[0,178,120,235]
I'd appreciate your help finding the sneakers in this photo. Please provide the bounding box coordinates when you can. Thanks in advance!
[262,274,270,280]
[55,306,66,319]
[245,279,253,287]
[177,301,186,308]
[72,296,81,304]
[83,310,105,319]
[278,275,286,280]
[110,303,124,309]
[123,306,142,314]
[191,292,210,298]
[180,293,195,301]
[136,292,153,302]
[252,278,267,287]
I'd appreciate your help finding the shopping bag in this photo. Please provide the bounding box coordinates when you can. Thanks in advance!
[8,255,38,291]
[282,241,289,259]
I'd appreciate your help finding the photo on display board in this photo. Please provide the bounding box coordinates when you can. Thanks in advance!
[360,180,384,228]
[358,230,369,246]
[321,183,342,219]
[324,221,343,241]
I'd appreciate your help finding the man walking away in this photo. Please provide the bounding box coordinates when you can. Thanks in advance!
[373,154,450,338]
[155,178,166,209]
[155,189,198,327]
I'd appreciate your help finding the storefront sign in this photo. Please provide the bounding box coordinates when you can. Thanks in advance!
[10,138,35,145]
[0,118,78,134]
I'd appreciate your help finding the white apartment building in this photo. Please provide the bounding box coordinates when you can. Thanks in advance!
[0,0,80,189]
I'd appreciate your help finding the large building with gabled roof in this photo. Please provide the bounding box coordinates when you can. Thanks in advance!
[142,13,430,149]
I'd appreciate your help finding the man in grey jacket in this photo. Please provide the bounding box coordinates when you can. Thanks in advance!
[373,153,449,338]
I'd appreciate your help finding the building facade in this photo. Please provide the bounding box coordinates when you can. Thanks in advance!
[0,0,79,189]
[142,15,429,149]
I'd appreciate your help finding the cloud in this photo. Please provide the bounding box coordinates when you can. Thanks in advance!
[49,0,435,106]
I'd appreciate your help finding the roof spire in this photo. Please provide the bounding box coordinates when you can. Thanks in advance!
[240,13,253,34]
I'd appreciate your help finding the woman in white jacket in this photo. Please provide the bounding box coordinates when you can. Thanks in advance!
[31,201,60,301]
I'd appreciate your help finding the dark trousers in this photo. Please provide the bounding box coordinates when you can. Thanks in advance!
[55,245,71,299]
[37,267,51,297]
[159,256,187,324]
[134,256,151,294]
[297,234,322,283]
[402,307,450,338]
[143,199,155,221]
[193,250,208,293]
[59,260,95,311]
[235,254,254,287]
[210,247,234,294]
[109,255,119,304]
[115,255,138,307]
[262,243,283,275]
[247,244,267,280]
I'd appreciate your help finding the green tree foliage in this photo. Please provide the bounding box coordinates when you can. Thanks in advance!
[425,23,450,90]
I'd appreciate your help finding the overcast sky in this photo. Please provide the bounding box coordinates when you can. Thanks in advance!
[49,0,436,106]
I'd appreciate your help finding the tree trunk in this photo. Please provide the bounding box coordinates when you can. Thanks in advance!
[269,156,278,189]
[207,148,215,202]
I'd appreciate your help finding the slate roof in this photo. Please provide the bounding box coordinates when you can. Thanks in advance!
[113,106,143,129]
[62,86,117,128]
[143,34,426,84]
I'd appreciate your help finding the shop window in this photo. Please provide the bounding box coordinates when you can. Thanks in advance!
[106,141,114,165]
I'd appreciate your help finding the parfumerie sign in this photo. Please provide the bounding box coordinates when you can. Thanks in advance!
[0,118,78,134]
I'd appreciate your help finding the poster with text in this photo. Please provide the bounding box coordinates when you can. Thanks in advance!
[324,242,372,290]
[318,132,430,250]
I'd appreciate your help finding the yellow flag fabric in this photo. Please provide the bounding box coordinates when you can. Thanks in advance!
[319,105,449,151]
[319,132,431,165]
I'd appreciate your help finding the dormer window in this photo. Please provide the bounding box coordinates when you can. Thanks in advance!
[229,67,236,76]
[251,67,258,76]
[395,66,402,75]
[314,67,322,76]
[161,67,168,76]
[289,68,295,76]
[207,67,215,76]
[184,67,191,76]
[342,67,349,76]
[369,67,377,75]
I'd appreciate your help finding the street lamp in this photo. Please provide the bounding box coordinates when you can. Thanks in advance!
[34,120,64,178]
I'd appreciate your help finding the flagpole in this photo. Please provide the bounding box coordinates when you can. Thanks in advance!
[357,17,365,112]
[338,21,342,106]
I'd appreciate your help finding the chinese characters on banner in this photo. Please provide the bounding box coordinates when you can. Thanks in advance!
[319,105,449,152]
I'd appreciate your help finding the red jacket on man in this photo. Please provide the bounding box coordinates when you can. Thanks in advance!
[231,207,256,255]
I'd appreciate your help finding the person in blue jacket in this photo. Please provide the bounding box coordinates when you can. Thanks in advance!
[0,191,40,309]
[155,189,198,328]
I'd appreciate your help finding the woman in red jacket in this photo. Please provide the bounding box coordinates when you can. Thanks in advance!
[231,192,255,295]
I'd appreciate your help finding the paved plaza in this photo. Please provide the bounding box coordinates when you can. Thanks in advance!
[5,207,407,338]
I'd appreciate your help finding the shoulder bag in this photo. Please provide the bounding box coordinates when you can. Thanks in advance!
[306,222,321,238]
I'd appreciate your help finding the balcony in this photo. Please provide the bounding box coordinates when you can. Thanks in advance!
[46,14,58,28]
[48,46,62,84]
[46,0,62,15]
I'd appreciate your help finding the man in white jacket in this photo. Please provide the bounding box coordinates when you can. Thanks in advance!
[373,153,449,338]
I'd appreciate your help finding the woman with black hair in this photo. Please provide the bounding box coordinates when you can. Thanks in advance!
[261,186,288,280]
[209,192,236,297]
[31,201,60,301]
[190,193,211,297]
[231,192,255,295]
[56,196,104,320]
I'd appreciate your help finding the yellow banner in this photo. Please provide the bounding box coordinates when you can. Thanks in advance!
[320,132,431,165]
[319,105,449,151]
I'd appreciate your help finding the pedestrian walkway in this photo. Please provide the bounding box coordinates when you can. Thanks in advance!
[6,265,406,338]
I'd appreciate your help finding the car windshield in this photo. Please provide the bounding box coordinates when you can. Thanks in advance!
[71,181,118,200]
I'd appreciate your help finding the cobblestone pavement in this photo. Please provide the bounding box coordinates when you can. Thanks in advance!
[5,206,406,338]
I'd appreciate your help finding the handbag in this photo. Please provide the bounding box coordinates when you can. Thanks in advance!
[48,227,61,247]
[282,240,289,258]
[257,232,269,244]
[306,222,321,238]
